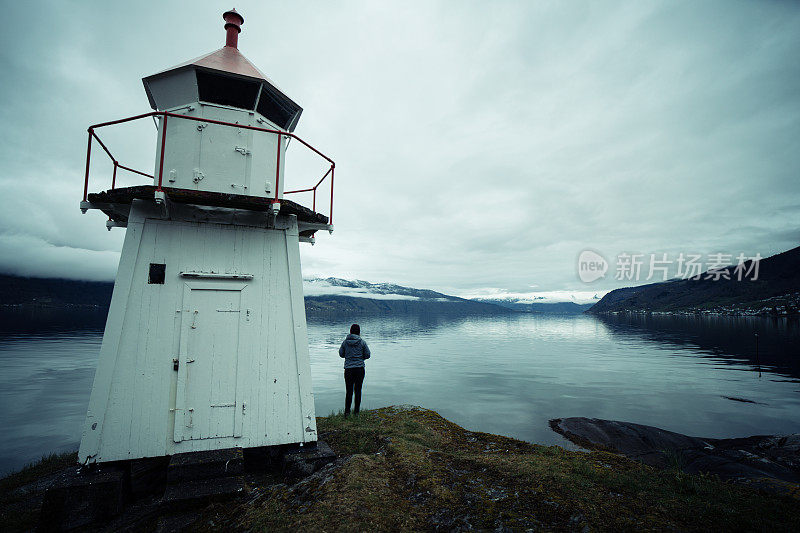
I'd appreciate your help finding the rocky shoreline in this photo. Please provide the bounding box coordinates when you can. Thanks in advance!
[550,417,800,497]
[3,407,799,531]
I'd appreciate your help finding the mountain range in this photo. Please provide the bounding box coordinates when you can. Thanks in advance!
[303,278,511,316]
[587,245,800,315]
[0,275,512,317]
[472,299,594,314]
[8,242,793,320]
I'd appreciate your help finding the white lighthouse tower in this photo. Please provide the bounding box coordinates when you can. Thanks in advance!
[77,10,334,464]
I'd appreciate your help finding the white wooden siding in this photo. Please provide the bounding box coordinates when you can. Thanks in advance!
[78,202,317,464]
[153,103,286,199]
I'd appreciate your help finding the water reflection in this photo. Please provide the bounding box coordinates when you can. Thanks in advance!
[307,313,800,457]
[1,310,798,475]
[595,313,800,380]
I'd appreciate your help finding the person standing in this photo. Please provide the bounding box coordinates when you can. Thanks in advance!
[339,324,370,415]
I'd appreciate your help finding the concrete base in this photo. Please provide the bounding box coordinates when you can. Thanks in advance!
[167,448,244,483]
[38,465,126,532]
[162,476,245,508]
[162,448,245,509]
[129,456,170,499]
[283,440,337,479]
[37,441,336,530]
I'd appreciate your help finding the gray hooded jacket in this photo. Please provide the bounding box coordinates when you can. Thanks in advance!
[339,334,371,369]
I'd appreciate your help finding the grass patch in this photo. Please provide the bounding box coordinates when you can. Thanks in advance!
[4,409,800,532]
[0,451,77,494]
[225,406,800,531]
[0,451,77,532]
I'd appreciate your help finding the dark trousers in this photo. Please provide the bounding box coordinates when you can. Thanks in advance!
[344,367,365,414]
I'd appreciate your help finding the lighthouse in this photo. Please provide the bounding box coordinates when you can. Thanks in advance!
[77,10,334,464]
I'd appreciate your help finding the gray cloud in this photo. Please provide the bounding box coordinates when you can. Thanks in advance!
[0,1,798,297]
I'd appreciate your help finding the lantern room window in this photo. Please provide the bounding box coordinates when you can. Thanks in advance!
[257,89,294,130]
[196,70,259,110]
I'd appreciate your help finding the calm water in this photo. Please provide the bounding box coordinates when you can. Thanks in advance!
[1,309,798,474]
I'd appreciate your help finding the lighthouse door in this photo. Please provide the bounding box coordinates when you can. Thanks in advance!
[174,283,245,442]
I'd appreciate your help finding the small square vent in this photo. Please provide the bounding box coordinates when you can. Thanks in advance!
[149,263,166,284]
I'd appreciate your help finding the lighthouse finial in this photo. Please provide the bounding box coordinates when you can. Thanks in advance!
[223,9,244,48]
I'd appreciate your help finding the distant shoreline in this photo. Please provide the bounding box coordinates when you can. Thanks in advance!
[590,308,800,318]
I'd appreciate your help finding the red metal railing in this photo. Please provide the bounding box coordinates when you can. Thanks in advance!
[82,110,335,223]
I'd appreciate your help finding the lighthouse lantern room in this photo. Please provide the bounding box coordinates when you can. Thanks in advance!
[77,10,334,464]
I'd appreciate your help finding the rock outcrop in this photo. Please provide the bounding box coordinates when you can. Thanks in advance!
[550,417,800,495]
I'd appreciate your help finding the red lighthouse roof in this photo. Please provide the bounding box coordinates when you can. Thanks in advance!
[141,9,302,131]
[154,45,271,82]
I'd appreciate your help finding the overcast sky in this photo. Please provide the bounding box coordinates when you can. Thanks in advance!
[0,0,798,301]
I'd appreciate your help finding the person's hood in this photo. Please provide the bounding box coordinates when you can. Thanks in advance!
[345,334,362,345]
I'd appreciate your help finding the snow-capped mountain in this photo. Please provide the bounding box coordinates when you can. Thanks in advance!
[302,277,511,317]
[303,277,460,301]
[302,278,604,315]
[459,289,606,314]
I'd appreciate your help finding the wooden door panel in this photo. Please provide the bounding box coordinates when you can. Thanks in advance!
[174,284,243,441]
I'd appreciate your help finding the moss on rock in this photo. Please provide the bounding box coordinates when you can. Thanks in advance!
[3,408,799,531]
[218,406,800,531]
